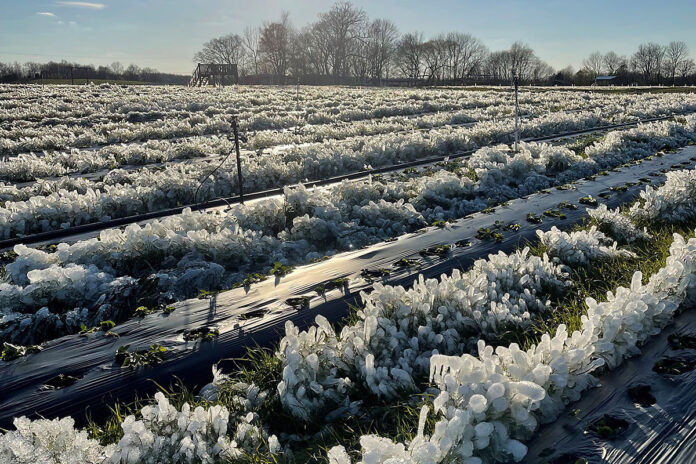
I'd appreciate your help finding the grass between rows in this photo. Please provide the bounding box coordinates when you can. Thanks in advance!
[82,186,696,463]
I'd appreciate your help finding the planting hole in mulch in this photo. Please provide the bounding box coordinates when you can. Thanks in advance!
[588,415,629,440]
[238,309,267,320]
[653,357,696,375]
[182,326,219,342]
[286,296,311,309]
[419,244,452,257]
[360,268,391,279]
[394,258,421,268]
[668,333,696,350]
[627,384,656,407]
[41,373,80,390]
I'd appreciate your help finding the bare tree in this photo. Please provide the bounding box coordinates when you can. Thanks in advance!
[366,19,399,80]
[194,34,246,68]
[508,41,535,80]
[664,41,689,84]
[259,12,293,77]
[110,61,123,75]
[631,43,665,83]
[602,51,626,75]
[243,26,261,75]
[305,21,332,76]
[484,50,512,82]
[315,1,367,78]
[582,51,604,76]
[531,57,554,83]
[395,32,424,79]
[678,58,695,82]
[445,32,487,79]
[124,64,141,80]
[421,37,448,83]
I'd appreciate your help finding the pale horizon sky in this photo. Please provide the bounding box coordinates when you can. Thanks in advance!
[1,0,695,75]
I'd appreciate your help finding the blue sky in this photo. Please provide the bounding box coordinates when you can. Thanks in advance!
[1,0,694,74]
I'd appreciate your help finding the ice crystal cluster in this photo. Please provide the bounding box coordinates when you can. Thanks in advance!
[0,391,280,464]
[537,226,636,265]
[0,416,109,464]
[588,204,651,243]
[109,392,278,464]
[630,167,696,224]
[277,248,571,420]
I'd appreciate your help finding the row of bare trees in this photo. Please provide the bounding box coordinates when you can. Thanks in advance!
[0,60,188,84]
[581,42,695,85]
[193,2,555,84]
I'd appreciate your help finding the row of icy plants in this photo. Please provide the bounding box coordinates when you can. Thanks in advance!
[0,86,520,147]
[4,87,696,157]
[0,101,566,185]
[2,116,695,345]
[0,86,608,157]
[0,84,615,127]
[2,166,696,463]
[4,90,694,187]
[2,110,694,239]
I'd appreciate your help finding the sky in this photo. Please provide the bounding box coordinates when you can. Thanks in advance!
[1,0,695,75]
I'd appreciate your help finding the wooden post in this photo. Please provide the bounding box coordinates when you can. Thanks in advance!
[71,67,74,85]
[232,117,244,204]
[513,73,519,152]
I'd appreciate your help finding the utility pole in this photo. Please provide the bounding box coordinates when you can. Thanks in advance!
[513,71,520,152]
[232,117,244,204]
[71,67,74,85]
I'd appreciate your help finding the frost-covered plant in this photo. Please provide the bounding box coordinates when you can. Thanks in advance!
[4,110,694,238]
[584,115,696,166]
[277,315,352,421]
[588,204,651,243]
[630,168,696,224]
[536,226,636,266]
[109,392,279,463]
[0,416,110,464]
[277,248,571,420]
[328,321,600,464]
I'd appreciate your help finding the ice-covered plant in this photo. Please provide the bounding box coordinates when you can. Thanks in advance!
[630,168,696,224]
[588,204,651,243]
[536,226,636,266]
[0,416,109,464]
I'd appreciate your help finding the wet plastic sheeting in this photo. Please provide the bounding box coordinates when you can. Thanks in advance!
[1,146,695,428]
[523,307,696,464]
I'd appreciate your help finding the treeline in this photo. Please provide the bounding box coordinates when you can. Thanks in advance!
[0,60,189,85]
[572,44,696,86]
[195,1,696,86]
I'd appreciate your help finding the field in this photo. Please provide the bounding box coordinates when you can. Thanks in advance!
[1,83,696,463]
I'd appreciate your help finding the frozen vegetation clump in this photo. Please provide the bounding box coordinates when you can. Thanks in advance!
[0,416,110,464]
[537,226,636,266]
[0,390,281,464]
[588,204,651,244]
[630,168,696,224]
[277,248,572,420]
[109,392,279,464]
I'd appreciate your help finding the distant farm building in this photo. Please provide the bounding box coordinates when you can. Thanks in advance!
[594,75,617,85]
[190,63,238,87]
